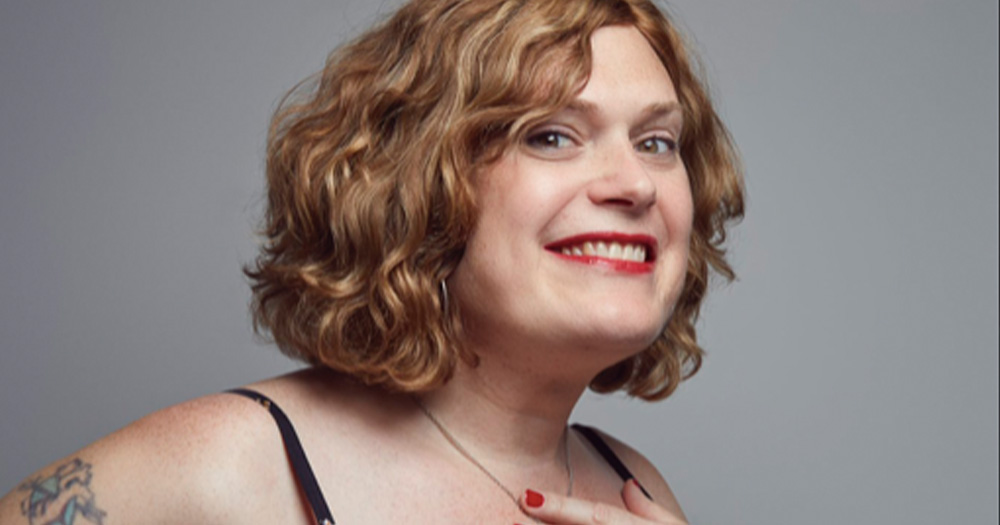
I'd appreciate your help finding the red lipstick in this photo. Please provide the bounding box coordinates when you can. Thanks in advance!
[544,232,657,274]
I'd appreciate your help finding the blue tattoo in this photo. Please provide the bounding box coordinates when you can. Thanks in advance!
[19,458,106,525]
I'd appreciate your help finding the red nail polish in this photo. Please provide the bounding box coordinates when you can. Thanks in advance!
[525,489,545,508]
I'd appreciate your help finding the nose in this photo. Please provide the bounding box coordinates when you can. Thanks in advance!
[587,138,657,213]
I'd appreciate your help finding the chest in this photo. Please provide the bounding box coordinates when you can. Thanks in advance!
[322,467,627,525]
[331,444,630,524]
[238,441,628,525]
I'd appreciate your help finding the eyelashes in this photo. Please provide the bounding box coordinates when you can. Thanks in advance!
[523,128,679,159]
[524,130,576,150]
[635,136,677,155]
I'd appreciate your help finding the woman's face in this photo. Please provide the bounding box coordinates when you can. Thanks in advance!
[450,25,692,359]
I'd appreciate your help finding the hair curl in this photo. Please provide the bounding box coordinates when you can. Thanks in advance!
[245,0,744,399]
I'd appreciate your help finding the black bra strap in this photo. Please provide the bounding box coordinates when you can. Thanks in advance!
[227,388,335,524]
[571,423,653,500]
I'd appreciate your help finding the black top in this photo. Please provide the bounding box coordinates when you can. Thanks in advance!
[227,388,646,525]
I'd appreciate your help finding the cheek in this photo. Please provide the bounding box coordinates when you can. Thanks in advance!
[477,169,573,240]
[454,172,548,276]
[660,177,694,244]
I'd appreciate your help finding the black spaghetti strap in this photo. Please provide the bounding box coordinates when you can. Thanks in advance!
[227,388,335,525]
[571,423,654,500]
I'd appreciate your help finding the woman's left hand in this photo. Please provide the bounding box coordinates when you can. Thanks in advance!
[515,479,688,525]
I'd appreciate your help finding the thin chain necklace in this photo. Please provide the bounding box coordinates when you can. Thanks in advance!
[415,399,574,523]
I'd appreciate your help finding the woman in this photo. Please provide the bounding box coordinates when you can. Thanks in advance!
[0,0,742,523]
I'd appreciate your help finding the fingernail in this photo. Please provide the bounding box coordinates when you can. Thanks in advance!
[524,489,545,508]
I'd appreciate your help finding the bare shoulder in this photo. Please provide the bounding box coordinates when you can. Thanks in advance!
[583,426,688,520]
[0,391,299,524]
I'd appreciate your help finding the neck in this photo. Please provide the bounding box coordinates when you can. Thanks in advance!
[417,347,589,467]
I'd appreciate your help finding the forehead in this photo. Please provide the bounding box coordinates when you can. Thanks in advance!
[577,25,678,107]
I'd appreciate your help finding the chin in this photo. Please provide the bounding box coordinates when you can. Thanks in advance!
[570,311,668,353]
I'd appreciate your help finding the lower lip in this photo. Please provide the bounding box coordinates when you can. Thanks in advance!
[550,252,654,274]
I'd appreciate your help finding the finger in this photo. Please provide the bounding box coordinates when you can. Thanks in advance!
[621,479,682,524]
[520,488,639,525]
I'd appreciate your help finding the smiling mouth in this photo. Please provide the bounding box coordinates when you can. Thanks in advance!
[555,241,648,263]
[544,234,657,268]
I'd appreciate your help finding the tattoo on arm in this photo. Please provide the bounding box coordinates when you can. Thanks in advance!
[18,458,106,525]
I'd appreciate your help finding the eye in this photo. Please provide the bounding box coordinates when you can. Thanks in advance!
[525,130,576,150]
[635,136,677,155]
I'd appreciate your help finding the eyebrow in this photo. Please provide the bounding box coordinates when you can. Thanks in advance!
[563,100,683,125]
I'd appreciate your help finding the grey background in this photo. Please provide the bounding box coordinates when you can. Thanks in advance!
[1,1,996,523]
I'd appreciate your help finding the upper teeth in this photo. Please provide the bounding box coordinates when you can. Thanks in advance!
[560,241,647,262]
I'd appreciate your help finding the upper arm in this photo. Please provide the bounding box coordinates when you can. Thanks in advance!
[0,393,283,525]
[591,427,688,522]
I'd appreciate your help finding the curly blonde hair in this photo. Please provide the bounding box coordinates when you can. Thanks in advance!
[245,0,744,399]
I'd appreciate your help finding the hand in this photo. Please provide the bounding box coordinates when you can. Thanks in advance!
[515,479,688,525]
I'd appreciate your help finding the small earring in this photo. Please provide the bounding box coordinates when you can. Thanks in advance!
[439,280,449,315]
